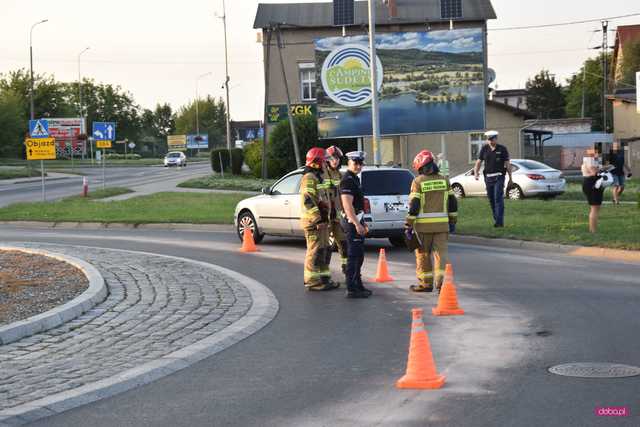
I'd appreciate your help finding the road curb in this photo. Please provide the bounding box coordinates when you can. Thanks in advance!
[0,247,279,426]
[0,246,108,346]
[449,234,640,262]
[0,221,234,232]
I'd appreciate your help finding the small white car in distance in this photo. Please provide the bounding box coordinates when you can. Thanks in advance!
[164,152,187,167]
[450,159,565,200]
[233,166,415,247]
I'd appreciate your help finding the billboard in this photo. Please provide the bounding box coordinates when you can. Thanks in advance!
[267,104,317,124]
[187,134,209,149]
[167,135,187,151]
[315,29,486,138]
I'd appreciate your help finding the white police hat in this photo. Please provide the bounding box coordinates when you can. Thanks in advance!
[345,151,366,162]
[484,130,499,139]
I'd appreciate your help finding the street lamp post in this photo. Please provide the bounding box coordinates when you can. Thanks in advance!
[78,46,90,164]
[196,72,212,156]
[220,0,232,155]
[29,19,48,201]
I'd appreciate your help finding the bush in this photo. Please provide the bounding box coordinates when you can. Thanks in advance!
[244,140,282,178]
[105,153,141,160]
[230,148,244,175]
[210,148,230,173]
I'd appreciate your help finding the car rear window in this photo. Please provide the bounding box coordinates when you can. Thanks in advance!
[168,153,181,158]
[361,170,414,196]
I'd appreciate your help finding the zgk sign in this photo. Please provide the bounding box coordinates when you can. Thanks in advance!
[25,138,56,160]
[320,44,383,107]
[96,140,112,148]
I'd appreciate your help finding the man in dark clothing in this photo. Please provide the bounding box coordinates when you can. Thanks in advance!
[473,130,513,227]
[340,151,372,299]
[610,143,632,205]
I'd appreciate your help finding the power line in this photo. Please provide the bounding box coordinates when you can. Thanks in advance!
[488,12,640,31]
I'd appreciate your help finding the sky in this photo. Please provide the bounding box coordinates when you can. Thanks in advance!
[1,0,638,121]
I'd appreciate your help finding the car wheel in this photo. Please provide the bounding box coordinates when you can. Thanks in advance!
[507,185,524,200]
[451,183,465,199]
[389,236,406,248]
[237,211,264,244]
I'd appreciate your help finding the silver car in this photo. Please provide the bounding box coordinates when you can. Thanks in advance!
[450,159,566,200]
[164,151,187,167]
[233,166,415,247]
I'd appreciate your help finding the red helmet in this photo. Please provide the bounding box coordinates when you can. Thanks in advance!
[413,150,434,171]
[326,145,343,159]
[306,147,326,168]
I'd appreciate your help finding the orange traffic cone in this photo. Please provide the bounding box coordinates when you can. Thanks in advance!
[432,264,464,316]
[374,248,393,282]
[240,227,259,253]
[396,308,446,389]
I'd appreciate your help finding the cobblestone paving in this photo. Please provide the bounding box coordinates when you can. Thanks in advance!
[0,244,253,411]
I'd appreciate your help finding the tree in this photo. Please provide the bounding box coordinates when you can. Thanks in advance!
[565,53,612,131]
[619,39,640,88]
[525,70,566,119]
[174,96,226,148]
[0,89,25,158]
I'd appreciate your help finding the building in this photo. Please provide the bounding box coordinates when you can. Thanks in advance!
[491,89,528,110]
[255,0,540,175]
[609,24,640,175]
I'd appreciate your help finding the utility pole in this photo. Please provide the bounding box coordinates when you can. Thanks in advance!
[602,20,609,133]
[262,28,273,178]
[195,72,213,137]
[78,46,90,164]
[29,19,48,201]
[367,0,382,165]
[275,25,301,168]
[581,66,586,119]
[220,0,233,155]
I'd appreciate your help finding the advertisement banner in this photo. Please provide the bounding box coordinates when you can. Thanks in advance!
[187,134,209,149]
[267,104,317,124]
[167,135,187,151]
[315,29,486,138]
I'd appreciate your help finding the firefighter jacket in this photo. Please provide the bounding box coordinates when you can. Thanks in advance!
[300,167,330,229]
[405,173,458,233]
[322,167,343,221]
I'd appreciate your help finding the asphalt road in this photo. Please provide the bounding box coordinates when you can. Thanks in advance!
[0,162,211,207]
[1,225,639,427]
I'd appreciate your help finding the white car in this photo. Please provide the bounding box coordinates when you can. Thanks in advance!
[164,151,187,167]
[450,159,565,200]
[233,166,415,247]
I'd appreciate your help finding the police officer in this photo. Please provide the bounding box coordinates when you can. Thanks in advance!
[323,146,348,275]
[473,130,512,228]
[340,151,372,299]
[300,147,340,291]
[406,150,458,292]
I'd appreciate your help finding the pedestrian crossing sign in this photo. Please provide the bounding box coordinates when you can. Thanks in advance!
[29,119,49,138]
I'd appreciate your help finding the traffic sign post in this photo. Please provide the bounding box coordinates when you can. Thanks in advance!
[93,123,116,189]
[27,119,53,202]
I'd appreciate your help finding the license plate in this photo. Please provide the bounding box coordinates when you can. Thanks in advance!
[385,203,408,213]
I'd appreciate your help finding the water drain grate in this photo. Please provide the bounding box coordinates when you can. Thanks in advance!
[548,363,640,378]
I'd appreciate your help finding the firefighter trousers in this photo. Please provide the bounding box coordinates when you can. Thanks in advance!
[304,225,331,287]
[325,220,348,273]
[415,232,449,289]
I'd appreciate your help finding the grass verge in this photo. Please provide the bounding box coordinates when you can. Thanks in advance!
[0,167,43,180]
[556,181,638,202]
[0,192,248,224]
[456,197,640,250]
[178,174,275,192]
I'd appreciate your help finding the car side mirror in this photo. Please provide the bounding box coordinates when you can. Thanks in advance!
[261,187,271,195]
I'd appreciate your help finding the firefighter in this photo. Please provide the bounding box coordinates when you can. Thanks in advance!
[300,147,340,291]
[405,150,458,293]
[323,145,348,275]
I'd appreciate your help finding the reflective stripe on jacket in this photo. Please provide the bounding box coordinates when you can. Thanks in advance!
[300,170,329,228]
[323,167,343,218]
[405,174,456,233]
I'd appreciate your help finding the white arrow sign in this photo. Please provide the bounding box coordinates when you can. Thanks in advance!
[106,125,114,140]
[94,130,104,139]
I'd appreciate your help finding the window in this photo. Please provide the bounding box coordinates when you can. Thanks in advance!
[469,132,485,162]
[299,63,316,101]
[361,170,414,196]
[271,173,302,195]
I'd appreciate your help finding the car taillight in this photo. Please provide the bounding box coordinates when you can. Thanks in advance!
[526,174,545,180]
[363,197,371,214]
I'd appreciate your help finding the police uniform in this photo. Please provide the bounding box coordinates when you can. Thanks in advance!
[340,151,371,298]
[300,156,337,291]
[323,165,348,273]
[406,153,457,292]
[478,134,510,227]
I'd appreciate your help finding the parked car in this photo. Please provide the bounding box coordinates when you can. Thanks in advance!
[234,166,415,247]
[164,151,187,167]
[450,159,565,200]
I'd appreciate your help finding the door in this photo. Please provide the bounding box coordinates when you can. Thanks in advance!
[257,172,302,234]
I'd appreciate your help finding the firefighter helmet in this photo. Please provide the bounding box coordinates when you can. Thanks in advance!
[326,145,343,160]
[305,147,326,168]
[412,150,434,171]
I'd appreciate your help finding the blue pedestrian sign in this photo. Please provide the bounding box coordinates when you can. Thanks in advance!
[92,122,116,141]
[29,119,49,138]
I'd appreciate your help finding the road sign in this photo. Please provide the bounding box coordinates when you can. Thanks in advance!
[29,119,49,138]
[168,135,187,151]
[128,142,136,149]
[25,138,56,160]
[96,140,112,148]
[92,122,116,141]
